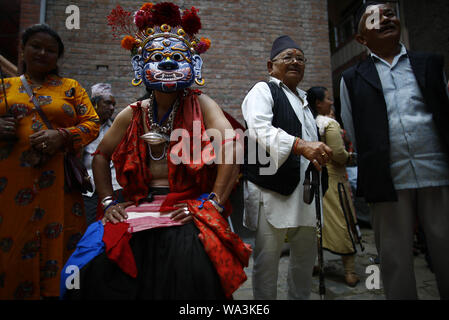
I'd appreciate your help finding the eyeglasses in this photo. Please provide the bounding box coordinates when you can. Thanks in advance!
[272,55,307,65]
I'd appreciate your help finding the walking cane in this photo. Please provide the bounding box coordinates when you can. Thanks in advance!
[338,182,365,252]
[304,163,325,300]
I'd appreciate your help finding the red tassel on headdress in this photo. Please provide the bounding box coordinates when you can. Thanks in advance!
[108,2,211,54]
[152,2,182,26]
[181,7,202,36]
[107,5,137,38]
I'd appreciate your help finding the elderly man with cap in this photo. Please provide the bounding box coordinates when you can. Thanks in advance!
[241,35,332,300]
[82,83,123,225]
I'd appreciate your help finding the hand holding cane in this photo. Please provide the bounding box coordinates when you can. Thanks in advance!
[304,162,325,300]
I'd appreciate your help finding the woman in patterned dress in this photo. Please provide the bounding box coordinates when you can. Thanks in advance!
[0,24,99,299]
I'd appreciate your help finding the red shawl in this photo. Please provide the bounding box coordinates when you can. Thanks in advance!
[104,90,251,298]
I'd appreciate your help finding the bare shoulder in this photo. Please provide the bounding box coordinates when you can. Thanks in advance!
[111,105,134,129]
[99,104,136,152]
[197,93,232,130]
[197,93,227,120]
[198,93,221,112]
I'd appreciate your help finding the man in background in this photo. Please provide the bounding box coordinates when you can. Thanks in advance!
[82,83,123,225]
[340,2,449,299]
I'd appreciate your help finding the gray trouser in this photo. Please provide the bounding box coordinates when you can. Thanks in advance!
[370,186,449,300]
[252,205,317,300]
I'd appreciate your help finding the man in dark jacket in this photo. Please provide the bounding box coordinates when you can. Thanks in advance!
[340,2,449,299]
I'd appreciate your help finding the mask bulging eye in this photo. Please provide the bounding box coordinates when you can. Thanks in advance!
[172,53,183,62]
[151,53,164,62]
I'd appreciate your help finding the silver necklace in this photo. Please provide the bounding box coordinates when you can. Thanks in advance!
[140,92,180,161]
[148,143,167,161]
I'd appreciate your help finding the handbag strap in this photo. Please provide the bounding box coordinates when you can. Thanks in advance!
[20,74,54,130]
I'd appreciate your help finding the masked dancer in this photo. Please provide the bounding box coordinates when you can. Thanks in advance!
[62,2,251,300]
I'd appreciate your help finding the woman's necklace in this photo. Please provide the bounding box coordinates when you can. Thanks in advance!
[141,91,181,161]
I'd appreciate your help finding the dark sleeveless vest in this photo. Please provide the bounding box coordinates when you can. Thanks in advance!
[243,82,302,196]
[342,52,449,202]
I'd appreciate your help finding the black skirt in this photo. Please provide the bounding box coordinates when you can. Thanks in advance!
[65,222,226,300]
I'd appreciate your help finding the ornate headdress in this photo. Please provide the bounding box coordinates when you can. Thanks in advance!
[107,2,211,91]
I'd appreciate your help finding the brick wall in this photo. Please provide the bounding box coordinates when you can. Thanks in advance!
[20,0,333,123]
[18,0,41,73]
[19,0,41,33]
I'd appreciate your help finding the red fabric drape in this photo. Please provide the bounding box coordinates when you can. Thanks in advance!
[187,200,252,299]
[101,90,251,298]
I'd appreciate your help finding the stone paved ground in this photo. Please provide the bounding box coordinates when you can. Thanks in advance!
[233,228,440,300]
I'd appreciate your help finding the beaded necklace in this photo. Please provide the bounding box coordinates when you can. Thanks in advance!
[141,91,181,161]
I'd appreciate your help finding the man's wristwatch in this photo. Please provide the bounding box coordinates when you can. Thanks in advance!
[100,196,114,210]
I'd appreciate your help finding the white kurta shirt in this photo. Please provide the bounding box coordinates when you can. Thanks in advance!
[241,77,319,230]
